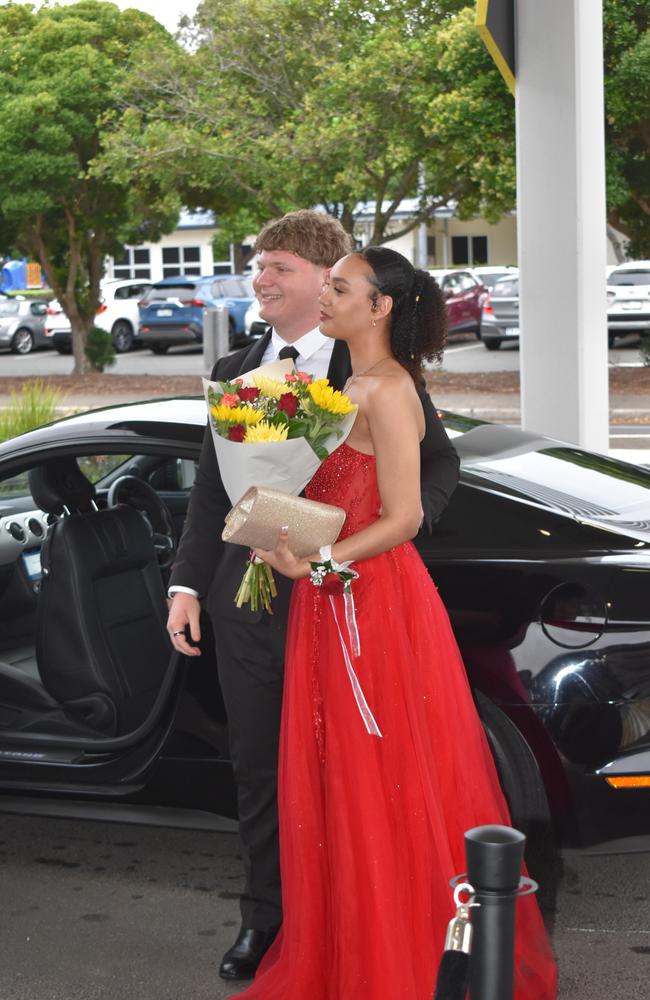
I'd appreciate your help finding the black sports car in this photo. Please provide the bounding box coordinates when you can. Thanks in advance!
[0,398,649,852]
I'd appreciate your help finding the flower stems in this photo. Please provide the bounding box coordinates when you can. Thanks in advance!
[234,553,278,614]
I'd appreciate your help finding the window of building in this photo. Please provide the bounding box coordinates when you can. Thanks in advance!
[162,246,202,278]
[451,235,489,267]
[113,247,151,280]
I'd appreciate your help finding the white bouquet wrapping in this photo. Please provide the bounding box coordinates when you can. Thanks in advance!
[204,359,358,611]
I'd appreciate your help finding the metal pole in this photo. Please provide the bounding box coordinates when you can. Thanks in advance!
[203,305,230,374]
[465,824,526,1000]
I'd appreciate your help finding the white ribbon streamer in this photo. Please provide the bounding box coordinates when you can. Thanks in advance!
[344,590,361,658]
[329,594,382,738]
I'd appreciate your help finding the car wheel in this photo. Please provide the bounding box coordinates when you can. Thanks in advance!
[484,339,502,351]
[150,343,170,354]
[475,691,550,836]
[229,317,237,349]
[55,344,72,354]
[11,328,34,354]
[111,320,134,353]
[475,692,561,907]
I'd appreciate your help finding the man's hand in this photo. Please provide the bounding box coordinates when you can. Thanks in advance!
[167,592,202,657]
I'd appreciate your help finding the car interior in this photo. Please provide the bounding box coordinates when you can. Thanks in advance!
[0,450,197,741]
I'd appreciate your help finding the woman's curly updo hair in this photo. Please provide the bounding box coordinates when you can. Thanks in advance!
[355,246,447,379]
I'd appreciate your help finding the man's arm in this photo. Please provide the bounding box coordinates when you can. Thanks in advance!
[166,357,235,655]
[417,384,460,532]
[168,415,232,598]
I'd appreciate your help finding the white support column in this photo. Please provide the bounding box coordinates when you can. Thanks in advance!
[516,0,609,452]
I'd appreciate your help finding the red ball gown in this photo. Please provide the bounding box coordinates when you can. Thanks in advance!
[238,443,557,1000]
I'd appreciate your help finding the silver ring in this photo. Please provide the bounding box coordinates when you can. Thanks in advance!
[172,630,184,637]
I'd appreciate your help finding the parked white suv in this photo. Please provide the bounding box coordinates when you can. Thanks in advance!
[606,260,650,348]
[45,278,153,353]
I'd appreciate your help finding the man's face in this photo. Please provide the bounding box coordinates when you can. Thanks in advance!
[252,249,327,338]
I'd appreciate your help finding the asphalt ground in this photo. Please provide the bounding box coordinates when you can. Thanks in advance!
[0,813,648,1000]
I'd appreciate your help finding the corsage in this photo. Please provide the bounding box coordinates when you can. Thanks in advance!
[309,545,359,592]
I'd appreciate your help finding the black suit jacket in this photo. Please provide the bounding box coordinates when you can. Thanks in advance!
[170,331,460,623]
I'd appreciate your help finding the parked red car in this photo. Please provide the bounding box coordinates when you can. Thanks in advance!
[429,268,485,339]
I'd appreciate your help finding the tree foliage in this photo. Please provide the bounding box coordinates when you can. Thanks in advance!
[102,0,513,247]
[604,0,650,256]
[0,1,180,372]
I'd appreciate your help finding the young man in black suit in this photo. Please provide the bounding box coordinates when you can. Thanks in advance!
[167,210,460,981]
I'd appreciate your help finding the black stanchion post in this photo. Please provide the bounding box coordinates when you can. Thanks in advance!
[465,824,526,1000]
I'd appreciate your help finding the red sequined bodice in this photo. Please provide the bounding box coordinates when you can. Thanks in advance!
[306,443,380,539]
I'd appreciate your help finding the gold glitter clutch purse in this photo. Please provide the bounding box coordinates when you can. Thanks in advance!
[222,486,346,558]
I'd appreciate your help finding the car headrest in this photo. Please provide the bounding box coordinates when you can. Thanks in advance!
[28,458,96,515]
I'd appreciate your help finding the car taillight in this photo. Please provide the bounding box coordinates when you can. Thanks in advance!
[482,293,494,315]
[46,306,61,315]
[96,303,107,314]
[189,299,206,307]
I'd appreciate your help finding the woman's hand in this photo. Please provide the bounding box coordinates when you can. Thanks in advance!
[253,526,311,580]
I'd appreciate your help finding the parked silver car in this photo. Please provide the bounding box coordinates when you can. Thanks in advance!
[606,261,650,347]
[0,299,49,354]
[480,273,519,350]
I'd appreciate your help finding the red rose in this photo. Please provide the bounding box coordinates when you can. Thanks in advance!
[277,393,299,417]
[321,574,345,596]
[228,424,246,442]
[239,386,261,402]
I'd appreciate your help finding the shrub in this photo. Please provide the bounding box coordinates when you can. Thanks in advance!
[640,332,650,367]
[84,325,116,372]
[0,379,65,442]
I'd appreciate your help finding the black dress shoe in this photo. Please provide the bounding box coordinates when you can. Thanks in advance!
[219,926,279,981]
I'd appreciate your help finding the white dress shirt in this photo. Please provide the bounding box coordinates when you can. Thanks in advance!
[264,326,334,380]
[168,327,335,599]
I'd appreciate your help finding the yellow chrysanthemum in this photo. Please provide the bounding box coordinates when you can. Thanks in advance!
[211,403,264,426]
[251,374,297,400]
[307,379,356,415]
[243,421,289,443]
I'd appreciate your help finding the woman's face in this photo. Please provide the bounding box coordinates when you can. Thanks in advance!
[318,253,380,340]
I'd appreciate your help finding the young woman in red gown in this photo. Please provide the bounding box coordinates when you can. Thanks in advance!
[238,247,557,999]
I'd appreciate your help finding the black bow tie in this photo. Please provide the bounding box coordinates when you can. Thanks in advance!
[277,345,300,361]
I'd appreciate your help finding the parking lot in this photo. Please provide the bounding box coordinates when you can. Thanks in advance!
[0,811,648,1000]
[0,330,647,377]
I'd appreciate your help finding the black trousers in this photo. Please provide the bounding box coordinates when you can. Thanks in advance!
[213,611,287,932]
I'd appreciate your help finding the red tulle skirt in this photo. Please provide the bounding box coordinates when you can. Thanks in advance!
[237,444,557,999]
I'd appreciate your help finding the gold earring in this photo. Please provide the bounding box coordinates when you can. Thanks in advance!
[371,319,377,327]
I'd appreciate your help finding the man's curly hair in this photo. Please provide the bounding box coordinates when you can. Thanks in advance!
[254,210,353,268]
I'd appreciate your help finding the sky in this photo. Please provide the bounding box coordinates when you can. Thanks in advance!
[20,0,201,34]
[100,0,200,33]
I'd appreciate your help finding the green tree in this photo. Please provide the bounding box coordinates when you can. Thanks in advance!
[0,1,180,373]
[101,0,512,247]
[604,0,650,257]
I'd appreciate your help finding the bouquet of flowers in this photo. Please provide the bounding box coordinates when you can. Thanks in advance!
[204,359,357,611]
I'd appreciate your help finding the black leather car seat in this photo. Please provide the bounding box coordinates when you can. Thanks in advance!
[29,458,171,736]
